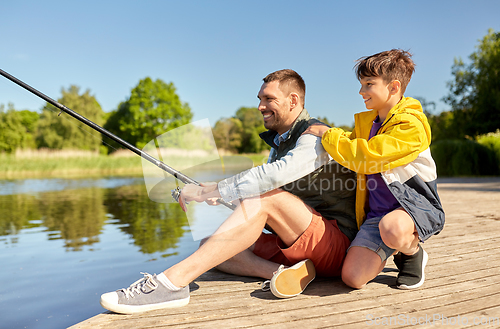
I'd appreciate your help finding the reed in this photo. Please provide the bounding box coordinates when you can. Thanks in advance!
[0,151,142,179]
[0,149,268,179]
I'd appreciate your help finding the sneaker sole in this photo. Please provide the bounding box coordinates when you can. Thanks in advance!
[271,259,316,298]
[100,296,190,314]
[397,249,428,290]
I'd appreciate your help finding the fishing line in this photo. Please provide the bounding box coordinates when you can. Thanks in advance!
[0,68,236,210]
[0,76,43,110]
[42,100,120,153]
[1,77,119,153]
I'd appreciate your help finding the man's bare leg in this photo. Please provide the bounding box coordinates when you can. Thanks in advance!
[164,189,313,287]
[214,248,280,279]
[197,234,280,279]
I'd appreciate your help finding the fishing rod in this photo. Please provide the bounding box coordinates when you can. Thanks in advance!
[0,68,236,210]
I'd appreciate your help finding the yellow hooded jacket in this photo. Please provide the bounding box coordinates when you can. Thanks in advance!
[322,97,444,241]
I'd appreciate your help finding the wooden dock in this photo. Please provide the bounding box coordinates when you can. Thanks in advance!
[70,177,500,328]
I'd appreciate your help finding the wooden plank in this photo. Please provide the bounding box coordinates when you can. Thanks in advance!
[71,252,500,328]
[137,271,500,328]
[69,179,500,328]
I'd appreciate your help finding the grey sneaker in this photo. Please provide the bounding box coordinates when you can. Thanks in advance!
[100,273,190,314]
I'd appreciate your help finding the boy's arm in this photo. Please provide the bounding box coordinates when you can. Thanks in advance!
[303,123,353,139]
[322,118,428,174]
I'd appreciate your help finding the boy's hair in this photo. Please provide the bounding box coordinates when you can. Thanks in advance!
[263,69,306,107]
[354,49,415,94]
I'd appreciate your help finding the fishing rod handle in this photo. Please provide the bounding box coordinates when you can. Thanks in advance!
[171,186,237,210]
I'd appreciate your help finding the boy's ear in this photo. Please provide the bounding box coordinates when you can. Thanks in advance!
[389,80,402,95]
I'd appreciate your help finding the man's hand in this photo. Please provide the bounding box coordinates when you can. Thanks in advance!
[302,123,330,137]
[179,182,221,212]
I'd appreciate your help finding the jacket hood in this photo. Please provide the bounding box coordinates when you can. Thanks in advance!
[356,97,431,147]
[386,97,432,146]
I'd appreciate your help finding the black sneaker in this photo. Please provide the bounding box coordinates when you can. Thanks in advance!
[393,252,402,271]
[100,272,190,314]
[395,246,428,290]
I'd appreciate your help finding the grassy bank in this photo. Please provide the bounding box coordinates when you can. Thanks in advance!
[0,149,269,179]
[0,151,143,179]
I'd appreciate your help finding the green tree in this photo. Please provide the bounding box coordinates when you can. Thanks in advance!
[0,103,39,153]
[213,110,357,154]
[412,96,459,142]
[426,110,460,141]
[212,107,269,154]
[443,29,500,137]
[17,109,40,149]
[104,77,192,151]
[316,116,353,132]
[36,86,104,151]
[316,116,334,127]
[212,117,243,152]
[234,107,269,153]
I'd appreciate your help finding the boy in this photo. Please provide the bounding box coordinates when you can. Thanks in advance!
[306,49,445,289]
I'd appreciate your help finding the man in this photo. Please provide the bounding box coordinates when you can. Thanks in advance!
[100,69,357,314]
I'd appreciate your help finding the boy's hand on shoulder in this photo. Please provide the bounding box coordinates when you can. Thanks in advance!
[302,124,330,137]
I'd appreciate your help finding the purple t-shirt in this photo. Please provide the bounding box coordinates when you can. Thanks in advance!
[366,117,400,219]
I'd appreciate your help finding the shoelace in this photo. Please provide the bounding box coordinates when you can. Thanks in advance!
[261,265,285,291]
[121,272,159,299]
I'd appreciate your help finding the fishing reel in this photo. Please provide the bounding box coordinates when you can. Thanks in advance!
[171,186,182,203]
[172,185,236,211]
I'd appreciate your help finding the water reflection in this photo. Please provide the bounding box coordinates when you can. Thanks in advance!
[0,177,197,329]
[0,180,189,253]
[105,185,188,254]
[0,193,41,236]
[0,155,253,329]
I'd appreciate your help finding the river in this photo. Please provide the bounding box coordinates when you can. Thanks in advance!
[0,172,240,328]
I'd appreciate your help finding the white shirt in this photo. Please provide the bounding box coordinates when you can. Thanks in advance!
[217,133,330,202]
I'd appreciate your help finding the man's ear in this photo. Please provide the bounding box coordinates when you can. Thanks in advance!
[289,93,300,109]
[389,80,402,95]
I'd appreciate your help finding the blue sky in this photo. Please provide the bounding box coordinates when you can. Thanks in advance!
[1,0,499,127]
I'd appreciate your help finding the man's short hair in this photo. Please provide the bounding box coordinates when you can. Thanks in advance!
[263,69,306,107]
[354,49,415,94]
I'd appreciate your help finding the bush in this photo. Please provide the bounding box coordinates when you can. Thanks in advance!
[477,129,500,172]
[430,139,499,176]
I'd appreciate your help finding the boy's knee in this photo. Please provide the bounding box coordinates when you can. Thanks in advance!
[379,220,408,249]
[341,264,367,290]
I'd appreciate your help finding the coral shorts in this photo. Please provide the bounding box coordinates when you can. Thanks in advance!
[252,208,350,277]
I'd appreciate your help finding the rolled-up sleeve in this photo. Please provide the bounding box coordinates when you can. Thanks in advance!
[218,134,330,202]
